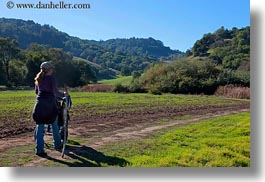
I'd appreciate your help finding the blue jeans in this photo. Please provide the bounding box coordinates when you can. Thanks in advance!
[35,116,61,154]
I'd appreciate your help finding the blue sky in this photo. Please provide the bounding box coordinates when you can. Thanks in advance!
[0,0,250,51]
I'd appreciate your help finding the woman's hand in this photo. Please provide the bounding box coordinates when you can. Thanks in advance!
[64,91,69,96]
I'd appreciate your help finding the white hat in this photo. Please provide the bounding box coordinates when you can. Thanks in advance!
[40,62,53,69]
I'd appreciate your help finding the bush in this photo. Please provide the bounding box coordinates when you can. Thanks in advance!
[149,87,162,95]
[129,78,147,93]
[112,84,129,93]
[140,59,221,95]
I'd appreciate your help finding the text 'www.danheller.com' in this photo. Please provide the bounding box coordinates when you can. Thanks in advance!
[5,1,91,10]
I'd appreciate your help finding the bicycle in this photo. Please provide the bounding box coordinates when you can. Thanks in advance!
[58,95,72,158]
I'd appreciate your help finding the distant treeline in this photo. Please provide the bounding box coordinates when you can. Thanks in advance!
[0,18,184,78]
[0,42,97,87]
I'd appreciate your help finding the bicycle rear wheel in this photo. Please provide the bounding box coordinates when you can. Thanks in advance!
[61,113,69,158]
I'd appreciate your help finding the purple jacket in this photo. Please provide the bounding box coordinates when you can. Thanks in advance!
[35,75,64,97]
[33,75,64,124]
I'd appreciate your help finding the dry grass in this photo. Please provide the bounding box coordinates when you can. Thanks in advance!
[215,85,250,99]
[82,84,113,92]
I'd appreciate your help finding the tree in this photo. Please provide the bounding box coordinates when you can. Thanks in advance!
[121,66,131,76]
[0,61,6,85]
[24,49,49,86]
[132,71,141,79]
[0,38,20,84]
[192,33,215,57]
[215,26,231,40]
[9,60,28,86]
[185,49,193,57]
[74,60,97,84]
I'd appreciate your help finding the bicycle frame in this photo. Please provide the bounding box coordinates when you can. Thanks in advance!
[58,95,71,158]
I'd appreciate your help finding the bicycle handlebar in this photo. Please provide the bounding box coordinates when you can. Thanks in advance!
[56,95,72,109]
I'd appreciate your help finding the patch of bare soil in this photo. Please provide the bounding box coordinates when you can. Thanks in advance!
[0,102,249,152]
[70,103,249,138]
[89,108,249,148]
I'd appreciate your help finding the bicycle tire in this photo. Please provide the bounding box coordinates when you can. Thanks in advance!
[61,101,68,158]
[61,120,68,158]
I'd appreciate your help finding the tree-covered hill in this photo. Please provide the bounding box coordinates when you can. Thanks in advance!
[0,18,184,75]
[187,26,250,71]
[130,26,250,95]
[89,37,183,60]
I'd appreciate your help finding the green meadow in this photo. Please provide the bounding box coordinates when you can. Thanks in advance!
[100,112,250,167]
[0,112,250,167]
[0,90,247,120]
[0,91,250,167]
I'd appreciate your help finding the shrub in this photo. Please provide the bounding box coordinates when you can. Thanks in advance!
[140,59,221,95]
[112,84,129,93]
[149,87,162,95]
[129,78,147,93]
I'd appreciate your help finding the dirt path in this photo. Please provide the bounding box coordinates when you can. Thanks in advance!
[89,108,249,148]
[22,108,249,167]
[0,103,248,152]
[0,133,34,152]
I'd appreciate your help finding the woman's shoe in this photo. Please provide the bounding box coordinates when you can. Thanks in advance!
[36,152,47,157]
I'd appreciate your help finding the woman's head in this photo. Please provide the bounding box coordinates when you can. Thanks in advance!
[34,62,54,86]
[40,61,53,70]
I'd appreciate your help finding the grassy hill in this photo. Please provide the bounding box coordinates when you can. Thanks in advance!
[99,76,133,86]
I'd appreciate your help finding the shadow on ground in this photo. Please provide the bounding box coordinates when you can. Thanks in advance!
[44,140,130,167]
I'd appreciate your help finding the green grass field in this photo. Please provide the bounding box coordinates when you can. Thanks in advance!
[0,112,250,167]
[0,90,247,125]
[0,91,250,167]
[100,112,250,167]
[99,76,133,85]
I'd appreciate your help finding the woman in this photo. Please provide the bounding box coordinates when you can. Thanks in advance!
[33,61,66,157]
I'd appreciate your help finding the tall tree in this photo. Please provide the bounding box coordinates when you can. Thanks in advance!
[0,61,6,85]
[9,60,28,86]
[0,38,20,83]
